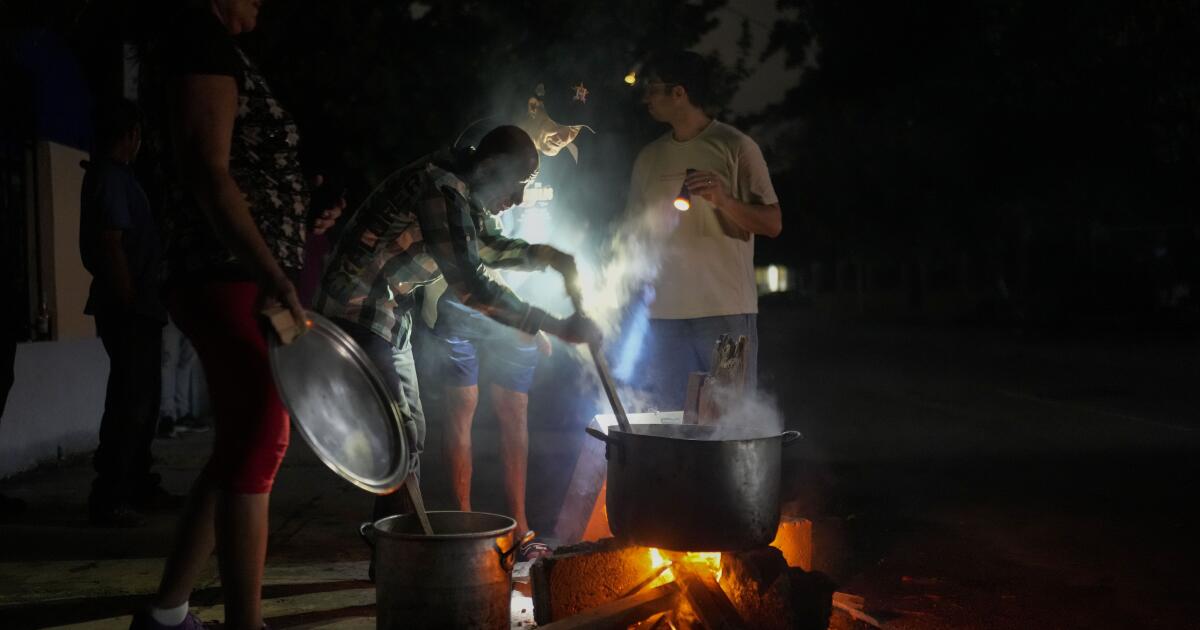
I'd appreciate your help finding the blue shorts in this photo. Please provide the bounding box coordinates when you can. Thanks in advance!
[428,299,540,393]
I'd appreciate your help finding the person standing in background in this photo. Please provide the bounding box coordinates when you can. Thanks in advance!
[627,51,782,409]
[158,317,209,438]
[79,99,172,527]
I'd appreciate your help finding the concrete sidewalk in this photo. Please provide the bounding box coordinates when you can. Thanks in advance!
[0,431,387,628]
[0,417,553,629]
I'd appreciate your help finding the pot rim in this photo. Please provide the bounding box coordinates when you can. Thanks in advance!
[609,426,789,443]
[372,510,516,540]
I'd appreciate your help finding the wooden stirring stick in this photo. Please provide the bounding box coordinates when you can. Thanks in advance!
[403,472,435,536]
[590,341,632,434]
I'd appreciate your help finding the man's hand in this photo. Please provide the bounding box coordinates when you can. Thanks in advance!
[684,169,731,208]
[683,168,782,238]
[257,272,306,337]
[310,174,346,236]
[521,330,553,357]
[544,312,602,346]
[534,245,582,306]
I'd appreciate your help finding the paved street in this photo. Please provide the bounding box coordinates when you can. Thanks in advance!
[763,307,1200,629]
[2,305,1198,628]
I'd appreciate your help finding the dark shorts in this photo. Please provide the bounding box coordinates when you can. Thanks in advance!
[428,299,540,393]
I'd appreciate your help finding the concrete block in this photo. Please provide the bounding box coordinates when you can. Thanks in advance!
[770,516,813,571]
[531,537,655,624]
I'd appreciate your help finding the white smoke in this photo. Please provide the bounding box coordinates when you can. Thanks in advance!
[575,204,676,336]
[702,380,786,439]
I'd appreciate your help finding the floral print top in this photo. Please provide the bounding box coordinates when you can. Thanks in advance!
[161,10,308,278]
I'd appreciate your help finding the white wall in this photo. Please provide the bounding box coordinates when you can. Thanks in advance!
[0,141,107,478]
[36,140,93,341]
[0,339,108,478]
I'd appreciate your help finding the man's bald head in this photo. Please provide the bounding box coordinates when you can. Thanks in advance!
[474,125,540,181]
[467,125,540,213]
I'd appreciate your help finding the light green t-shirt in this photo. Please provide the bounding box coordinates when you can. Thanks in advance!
[627,121,779,319]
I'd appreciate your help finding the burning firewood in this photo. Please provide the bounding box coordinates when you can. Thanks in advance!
[831,591,886,629]
[672,562,747,630]
[534,583,681,630]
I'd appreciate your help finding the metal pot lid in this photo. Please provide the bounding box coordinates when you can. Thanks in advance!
[268,311,409,494]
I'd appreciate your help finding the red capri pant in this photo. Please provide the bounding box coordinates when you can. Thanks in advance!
[169,281,289,494]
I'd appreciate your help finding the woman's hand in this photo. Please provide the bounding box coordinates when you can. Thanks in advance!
[257,272,306,334]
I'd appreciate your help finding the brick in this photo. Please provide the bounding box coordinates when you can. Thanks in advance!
[531,538,656,624]
[770,517,813,571]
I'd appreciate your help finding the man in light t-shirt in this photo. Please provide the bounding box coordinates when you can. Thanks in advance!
[628,51,782,409]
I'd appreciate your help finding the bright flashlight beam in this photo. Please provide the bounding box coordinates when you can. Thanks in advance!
[613,297,651,381]
[673,197,690,211]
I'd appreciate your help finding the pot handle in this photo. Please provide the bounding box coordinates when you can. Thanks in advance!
[496,530,535,572]
[585,426,613,444]
[358,521,376,551]
[781,430,804,445]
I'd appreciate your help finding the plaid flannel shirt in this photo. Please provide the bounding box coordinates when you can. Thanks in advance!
[315,151,550,347]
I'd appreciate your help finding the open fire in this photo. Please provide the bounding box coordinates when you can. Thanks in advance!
[531,518,833,629]
[646,548,723,587]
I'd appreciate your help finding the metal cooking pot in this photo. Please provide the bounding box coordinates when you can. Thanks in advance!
[587,424,802,551]
[360,511,520,630]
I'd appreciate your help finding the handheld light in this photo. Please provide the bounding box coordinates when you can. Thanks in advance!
[674,168,697,211]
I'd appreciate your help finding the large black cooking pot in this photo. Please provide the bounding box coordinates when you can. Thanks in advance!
[586,424,802,551]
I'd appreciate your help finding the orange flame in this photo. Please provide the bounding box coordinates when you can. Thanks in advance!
[647,548,722,585]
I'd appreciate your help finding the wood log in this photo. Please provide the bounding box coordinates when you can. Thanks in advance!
[552,417,611,545]
[673,563,746,630]
[683,372,707,424]
[697,334,749,424]
[719,547,795,630]
[534,583,680,630]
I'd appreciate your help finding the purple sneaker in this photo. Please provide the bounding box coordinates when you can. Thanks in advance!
[129,610,209,630]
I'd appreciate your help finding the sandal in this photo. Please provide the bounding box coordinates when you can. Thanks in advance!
[518,533,553,562]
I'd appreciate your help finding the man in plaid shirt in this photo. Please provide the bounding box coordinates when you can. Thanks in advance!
[315,126,598,522]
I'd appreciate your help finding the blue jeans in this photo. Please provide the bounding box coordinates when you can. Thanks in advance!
[640,314,758,411]
[333,316,425,520]
[160,318,208,419]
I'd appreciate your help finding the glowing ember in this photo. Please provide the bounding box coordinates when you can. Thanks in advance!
[647,548,723,586]
[684,551,722,580]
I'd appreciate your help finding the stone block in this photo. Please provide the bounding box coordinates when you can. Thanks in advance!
[770,516,813,571]
[531,538,656,624]
[719,547,795,630]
